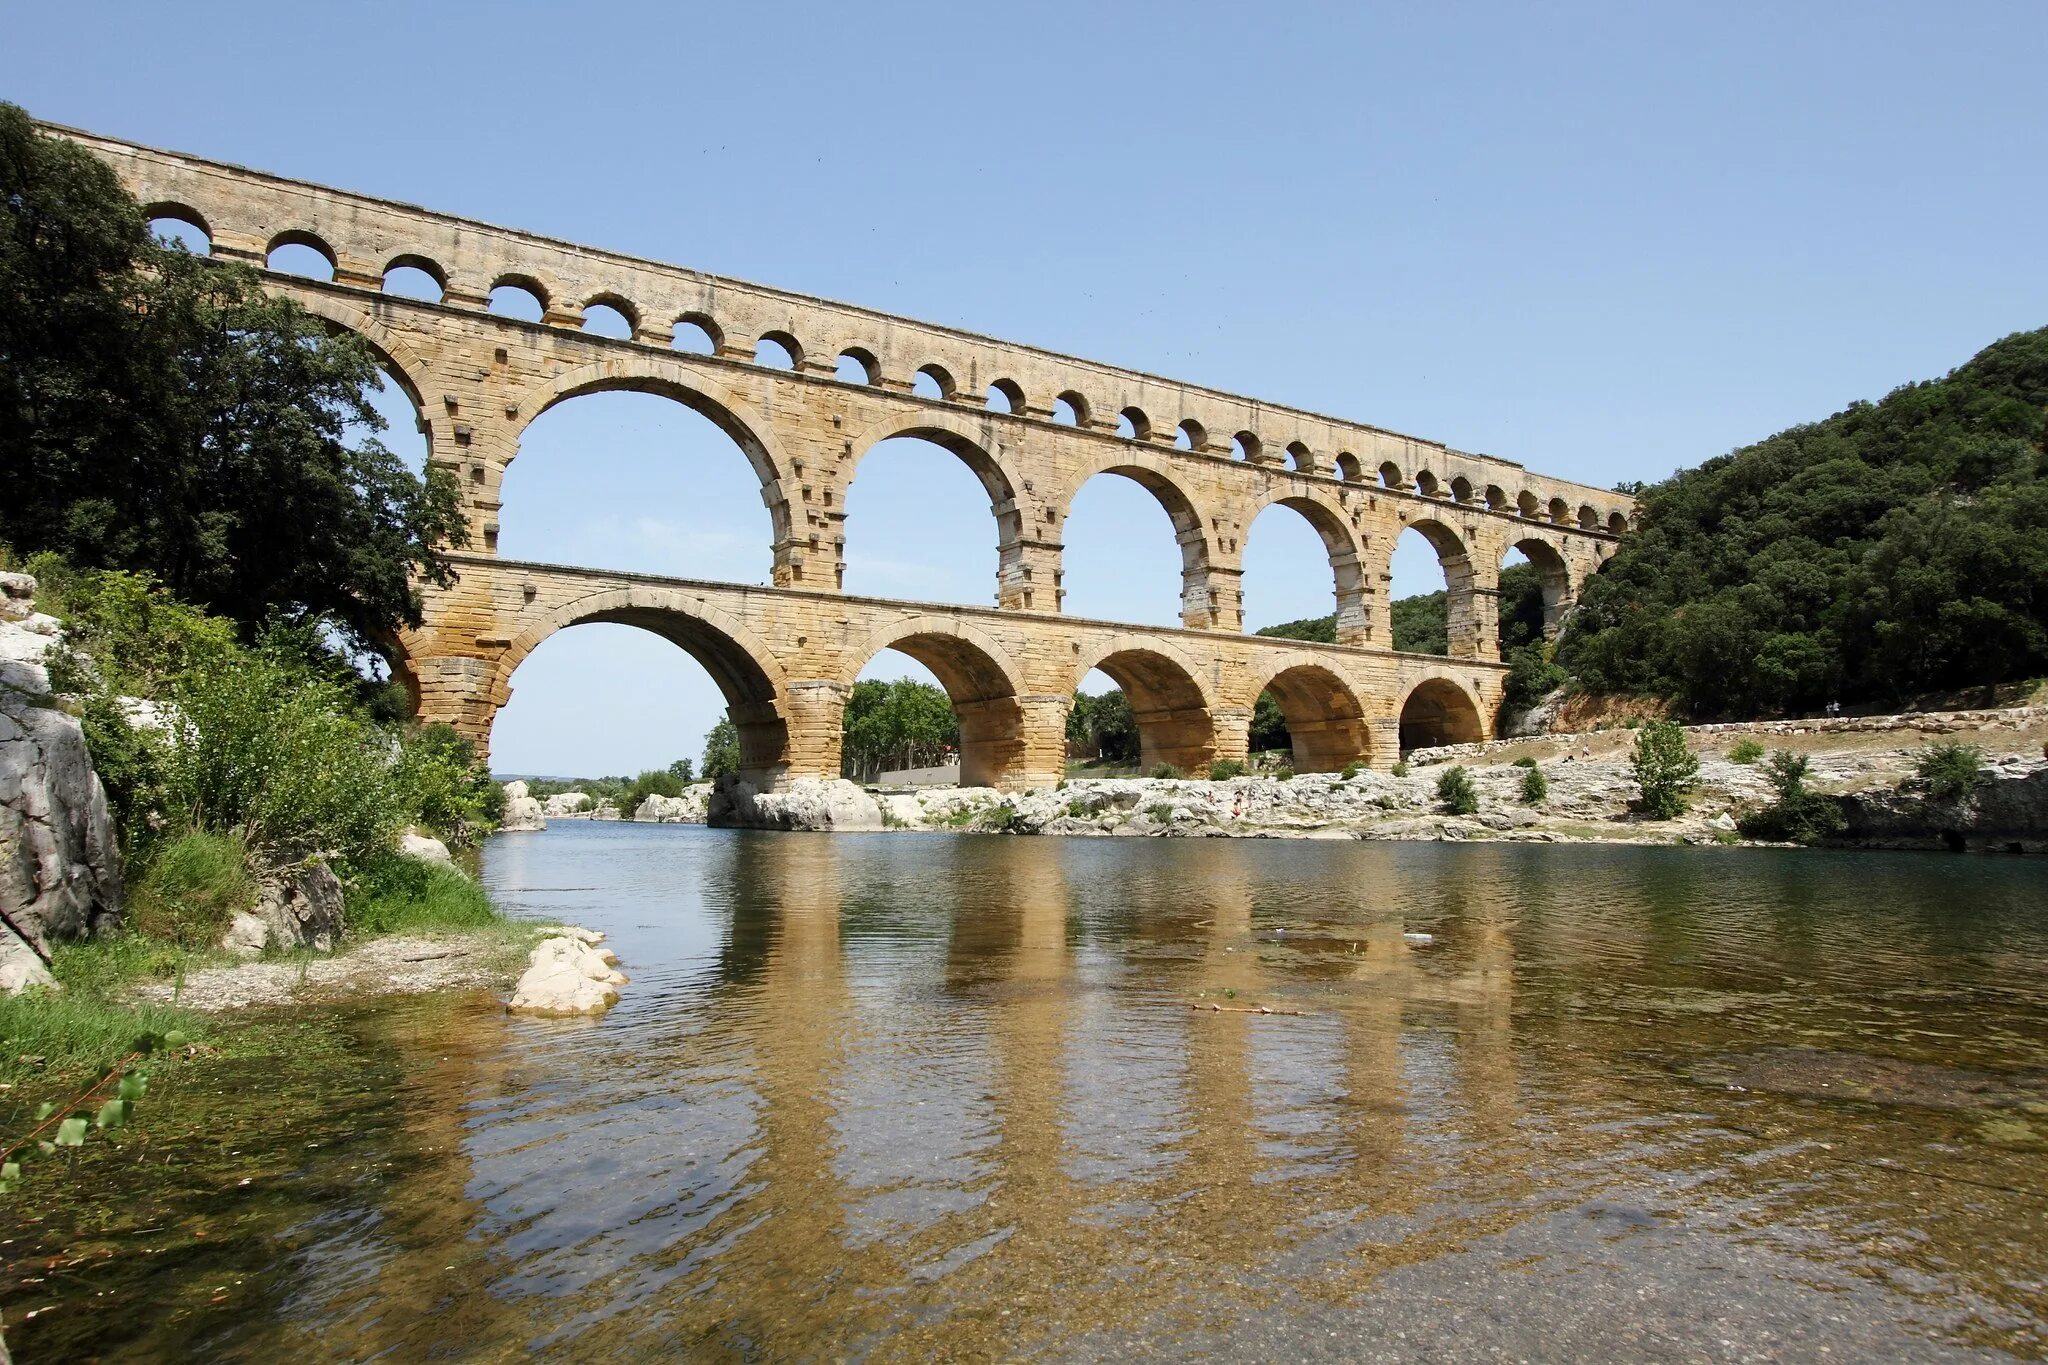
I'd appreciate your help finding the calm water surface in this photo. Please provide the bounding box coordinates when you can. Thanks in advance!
[8,825,2048,1360]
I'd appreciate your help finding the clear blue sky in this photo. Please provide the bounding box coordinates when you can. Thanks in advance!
[8,2,2044,776]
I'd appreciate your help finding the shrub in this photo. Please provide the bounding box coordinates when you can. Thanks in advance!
[1914,741,1984,804]
[126,828,255,951]
[1436,766,1478,815]
[1147,803,1177,823]
[621,766,687,817]
[1512,756,1538,769]
[346,852,499,935]
[1630,720,1699,819]
[1148,763,1184,780]
[1207,759,1246,781]
[1340,760,1364,780]
[1728,738,1766,764]
[1519,765,1548,804]
[1737,750,1846,845]
[1391,761,1410,777]
[395,723,499,845]
[1272,764,1296,781]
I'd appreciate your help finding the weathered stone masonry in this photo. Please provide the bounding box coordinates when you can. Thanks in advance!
[57,122,1632,788]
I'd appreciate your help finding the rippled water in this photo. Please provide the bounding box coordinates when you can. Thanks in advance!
[8,826,2048,1360]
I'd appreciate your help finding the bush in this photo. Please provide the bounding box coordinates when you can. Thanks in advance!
[1147,803,1177,823]
[1737,750,1846,844]
[1391,761,1410,777]
[345,852,499,935]
[1630,720,1699,819]
[1148,763,1184,780]
[1519,765,1548,804]
[1340,760,1364,780]
[1272,764,1296,781]
[1512,756,1538,769]
[1207,759,1246,780]
[621,766,687,817]
[395,723,499,845]
[1436,766,1478,815]
[126,828,255,951]
[1914,741,1984,804]
[1728,738,1766,765]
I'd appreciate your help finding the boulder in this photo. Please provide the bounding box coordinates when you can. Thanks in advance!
[543,791,592,817]
[708,775,883,831]
[1,585,122,985]
[0,921,56,993]
[506,934,629,1016]
[0,572,35,623]
[633,786,710,823]
[499,782,546,832]
[250,857,346,952]
[221,910,271,958]
[399,830,455,865]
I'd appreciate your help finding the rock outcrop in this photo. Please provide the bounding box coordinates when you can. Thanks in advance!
[399,830,455,865]
[0,573,121,991]
[500,779,546,832]
[506,928,629,1016]
[1837,760,2048,853]
[542,791,592,817]
[633,785,711,823]
[709,775,884,832]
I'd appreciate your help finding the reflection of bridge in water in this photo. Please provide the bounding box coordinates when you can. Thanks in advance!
[61,123,1633,785]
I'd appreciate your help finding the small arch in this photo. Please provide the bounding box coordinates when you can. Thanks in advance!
[1251,662,1369,773]
[1051,390,1089,427]
[986,378,1026,414]
[1414,469,1441,498]
[380,254,445,302]
[1175,418,1206,452]
[1517,490,1541,519]
[844,620,1027,788]
[672,313,721,354]
[1577,503,1600,530]
[1484,484,1510,511]
[489,275,550,322]
[836,348,880,385]
[1071,643,1217,775]
[1449,476,1474,504]
[144,202,211,255]
[1379,461,1404,489]
[581,294,638,340]
[1548,497,1571,525]
[1607,510,1629,534]
[1399,677,1484,754]
[1118,406,1152,441]
[1285,440,1314,472]
[754,330,802,370]
[1231,430,1262,463]
[913,364,957,401]
[1335,452,1362,482]
[265,230,336,281]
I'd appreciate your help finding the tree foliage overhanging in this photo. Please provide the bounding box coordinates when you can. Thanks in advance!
[1556,327,2048,717]
[0,103,466,655]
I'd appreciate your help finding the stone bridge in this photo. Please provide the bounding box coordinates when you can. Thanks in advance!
[60,123,1634,786]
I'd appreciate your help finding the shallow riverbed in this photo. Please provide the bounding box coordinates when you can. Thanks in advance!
[6,825,2046,1359]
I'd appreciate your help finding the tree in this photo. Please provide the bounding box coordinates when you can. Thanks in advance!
[842,678,959,779]
[1736,749,1846,844]
[0,103,467,655]
[1436,765,1478,815]
[701,717,741,782]
[1630,720,1699,819]
[1066,689,1138,764]
[666,757,695,784]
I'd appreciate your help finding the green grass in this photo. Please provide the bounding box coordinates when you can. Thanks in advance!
[345,853,503,935]
[127,829,255,952]
[0,938,212,1086]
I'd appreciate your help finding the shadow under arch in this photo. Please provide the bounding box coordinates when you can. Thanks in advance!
[843,411,1023,599]
[842,616,1025,788]
[1244,489,1370,643]
[1063,456,1216,628]
[1251,660,1369,772]
[1399,676,1484,754]
[486,586,791,782]
[1071,638,1218,774]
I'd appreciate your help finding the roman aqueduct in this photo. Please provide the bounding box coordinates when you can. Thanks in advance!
[60,124,1634,789]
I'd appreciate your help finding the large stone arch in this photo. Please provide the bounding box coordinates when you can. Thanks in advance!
[841,614,1028,788]
[1243,486,1372,644]
[1062,453,1220,631]
[1069,634,1219,774]
[1398,675,1485,754]
[487,585,792,782]
[1502,533,1575,640]
[1243,656,1370,773]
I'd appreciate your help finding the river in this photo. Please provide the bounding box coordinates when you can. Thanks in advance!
[7,825,2047,1359]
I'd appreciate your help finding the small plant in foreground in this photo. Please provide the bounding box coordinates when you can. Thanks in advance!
[1147,803,1177,823]
[1436,766,1478,815]
[1148,763,1185,780]
[0,1027,186,1196]
[1391,761,1410,777]
[1272,765,1296,780]
[1914,741,1984,804]
[1728,738,1765,765]
[1519,765,1548,805]
[1207,759,1246,781]
[1340,761,1364,780]
[1736,750,1846,845]
[1512,756,1538,769]
[1630,720,1699,820]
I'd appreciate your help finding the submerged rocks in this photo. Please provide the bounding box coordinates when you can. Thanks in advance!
[709,775,884,832]
[0,575,122,989]
[499,779,546,832]
[507,929,629,1016]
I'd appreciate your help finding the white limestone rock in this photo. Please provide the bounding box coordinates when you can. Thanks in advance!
[399,830,455,865]
[506,934,630,1016]
[221,910,270,958]
[709,775,883,832]
[251,857,345,952]
[543,791,593,817]
[633,786,710,823]
[0,921,56,994]
[499,779,546,833]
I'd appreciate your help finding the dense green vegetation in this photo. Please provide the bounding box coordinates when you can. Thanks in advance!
[1629,721,1699,820]
[1736,751,1846,845]
[1559,328,2048,717]
[842,678,958,779]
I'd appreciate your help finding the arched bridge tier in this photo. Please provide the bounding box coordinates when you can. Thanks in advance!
[403,557,1510,786]
[57,122,1636,781]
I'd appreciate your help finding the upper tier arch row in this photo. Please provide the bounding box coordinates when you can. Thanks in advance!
[64,122,1635,536]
